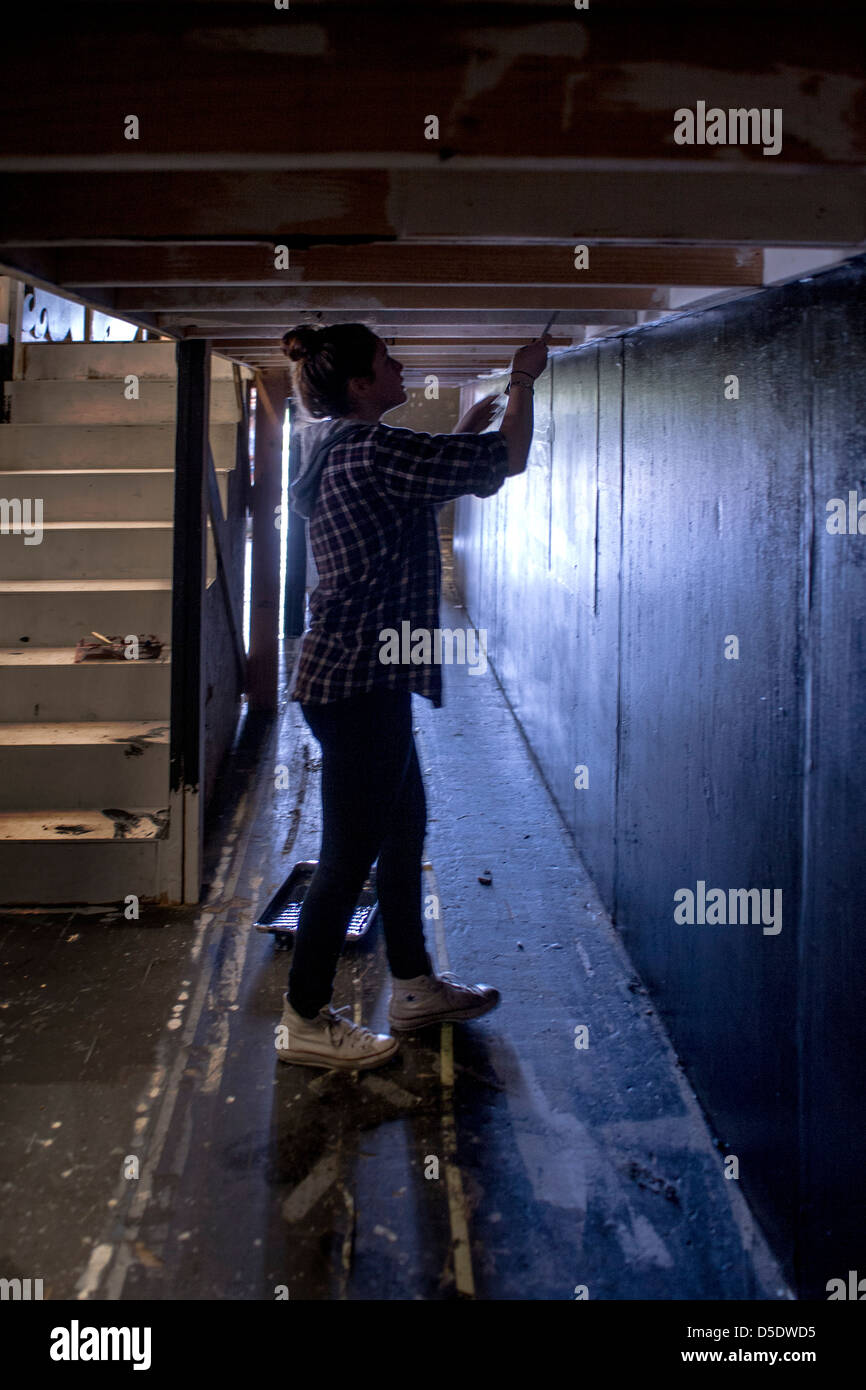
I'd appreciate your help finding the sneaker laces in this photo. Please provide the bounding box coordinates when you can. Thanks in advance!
[321,1004,375,1047]
[436,971,483,997]
[436,971,466,991]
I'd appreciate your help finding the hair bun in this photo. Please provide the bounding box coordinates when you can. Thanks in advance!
[281,324,322,362]
[278,320,379,419]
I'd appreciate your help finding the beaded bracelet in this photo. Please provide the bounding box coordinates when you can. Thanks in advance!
[506,371,535,394]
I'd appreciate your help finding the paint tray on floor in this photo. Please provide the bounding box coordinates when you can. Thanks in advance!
[254,859,378,945]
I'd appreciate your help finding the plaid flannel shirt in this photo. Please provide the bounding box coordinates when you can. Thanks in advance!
[290,422,510,707]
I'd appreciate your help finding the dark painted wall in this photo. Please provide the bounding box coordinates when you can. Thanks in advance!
[452,256,866,1298]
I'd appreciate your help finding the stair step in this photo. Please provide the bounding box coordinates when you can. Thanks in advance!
[0,720,170,810]
[0,468,229,521]
[0,832,168,905]
[21,341,178,380]
[21,342,240,381]
[0,647,170,722]
[5,379,241,425]
[0,579,171,647]
[0,807,168,842]
[0,520,173,580]
[0,423,238,471]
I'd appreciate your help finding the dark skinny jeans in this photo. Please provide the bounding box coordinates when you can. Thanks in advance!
[287,687,433,1018]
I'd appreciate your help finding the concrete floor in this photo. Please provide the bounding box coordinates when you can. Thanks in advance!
[0,566,793,1301]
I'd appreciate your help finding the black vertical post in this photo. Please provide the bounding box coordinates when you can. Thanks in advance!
[284,399,307,638]
[170,338,210,902]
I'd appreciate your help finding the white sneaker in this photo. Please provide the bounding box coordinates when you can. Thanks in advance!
[388,970,500,1032]
[276,995,399,1070]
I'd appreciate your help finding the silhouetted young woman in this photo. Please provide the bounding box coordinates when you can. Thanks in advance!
[276,321,548,1069]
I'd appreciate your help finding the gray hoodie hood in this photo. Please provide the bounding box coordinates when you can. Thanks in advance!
[289,417,375,520]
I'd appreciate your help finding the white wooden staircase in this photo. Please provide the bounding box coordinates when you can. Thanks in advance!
[0,341,239,904]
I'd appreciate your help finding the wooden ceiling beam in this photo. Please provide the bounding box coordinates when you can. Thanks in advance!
[243,349,557,362]
[200,318,636,340]
[209,337,577,351]
[136,290,672,319]
[142,286,658,316]
[2,171,863,246]
[182,307,650,324]
[2,4,862,165]
[33,245,762,288]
